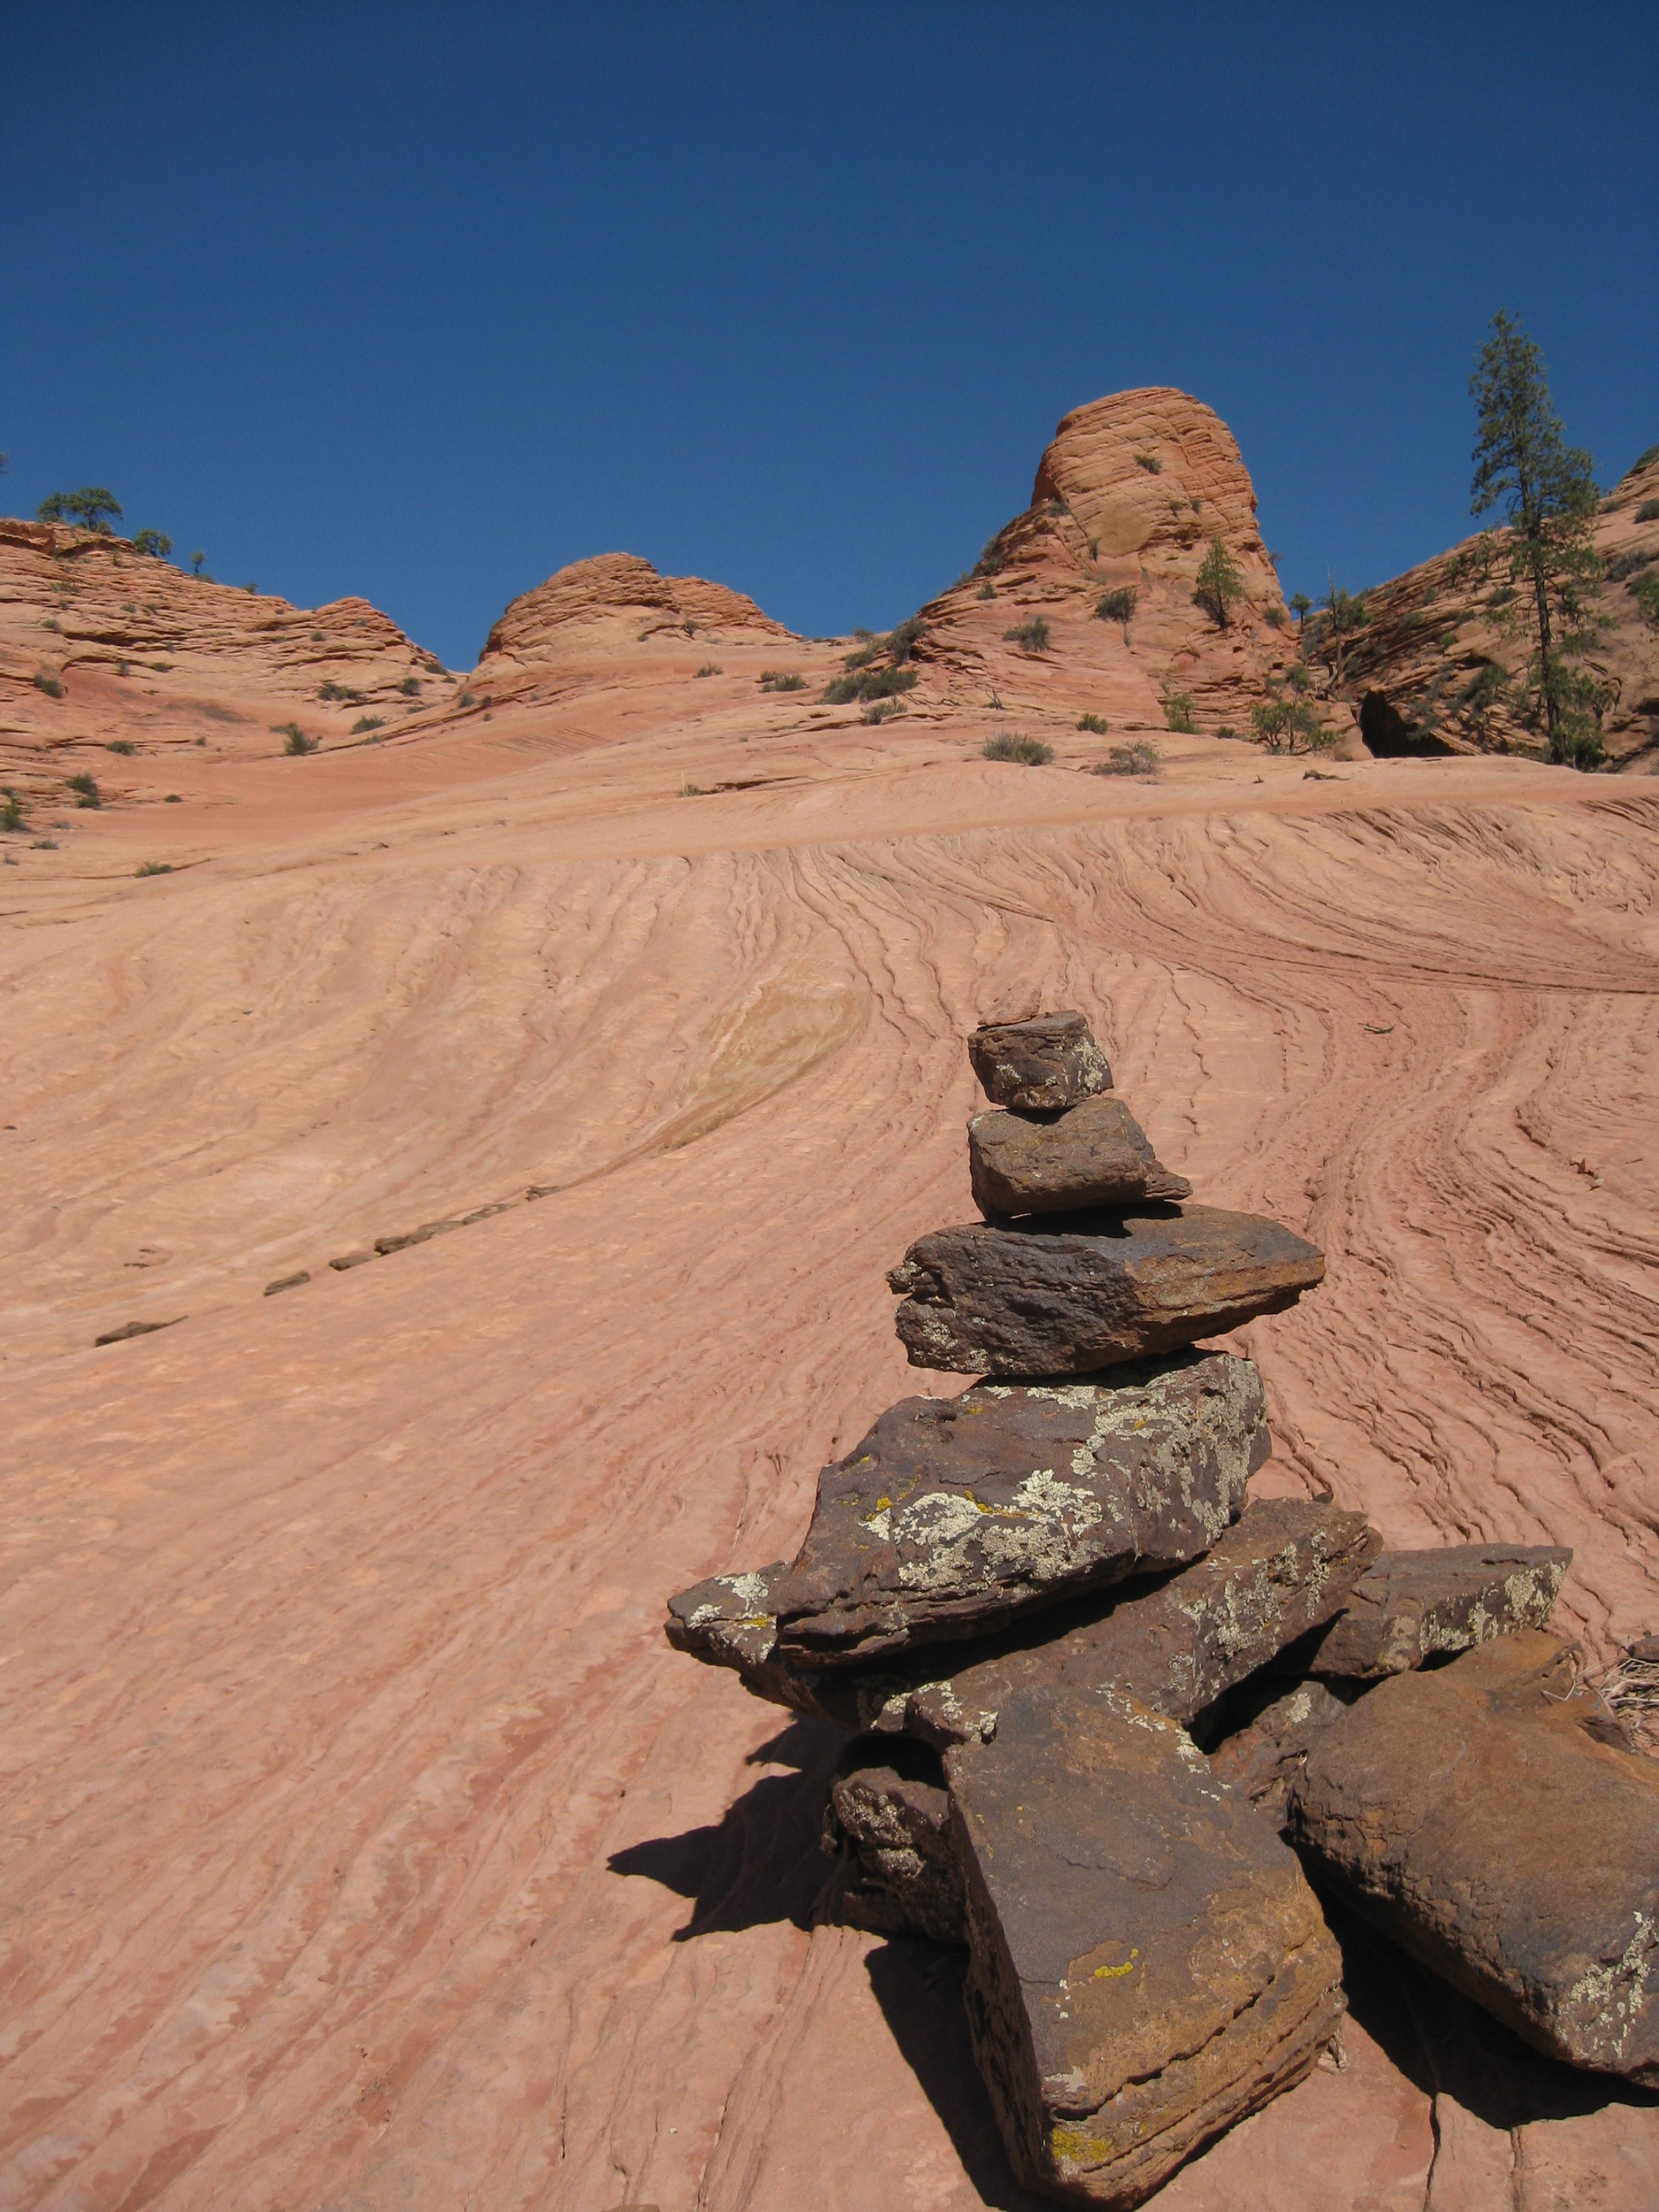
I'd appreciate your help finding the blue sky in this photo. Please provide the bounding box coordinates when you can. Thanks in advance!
[5,3,1654,669]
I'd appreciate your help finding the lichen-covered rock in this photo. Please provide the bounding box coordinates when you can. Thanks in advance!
[1289,1631,1659,2083]
[764,1352,1268,1666]
[968,1012,1111,1110]
[947,1683,1345,2206]
[888,1205,1325,1377]
[1309,1542,1570,1679]
[969,1097,1190,1220]
[822,1736,966,1946]
[893,1499,1378,1750]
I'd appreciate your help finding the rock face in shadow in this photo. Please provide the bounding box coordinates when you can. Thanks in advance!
[1204,1679,1358,1831]
[969,1097,1191,1220]
[888,1206,1325,1377]
[1309,1542,1571,1679]
[746,1353,1268,1667]
[967,1012,1111,1109]
[946,1684,1345,2206]
[894,1499,1378,1751]
[822,1736,966,1946]
[1289,1632,1659,2084]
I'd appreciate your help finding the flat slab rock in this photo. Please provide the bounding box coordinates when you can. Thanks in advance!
[684,1352,1271,1671]
[822,1735,966,1946]
[890,1498,1378,1750]
[1309,1541,1570,1678]
[948,1682,1344,2206]
[1289,1630,1659,2084]
[969,1011,1112,1110]
[888,1205,1325,1377]
[969,1097,1191,1220]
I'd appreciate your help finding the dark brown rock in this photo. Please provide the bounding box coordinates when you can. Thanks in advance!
[1289,1631,1659,2083]
[822,1736,966,1945]
[969,1097,1191,1221]
[892,1499,1379,1749]
[1308,1541,1570,1679]
[763,1352,1268,1667]
[947,1683,1344,2205]
[1204,1679,1356,1830]
[968,1011,1111,1110]
[888,1205,1325,1377]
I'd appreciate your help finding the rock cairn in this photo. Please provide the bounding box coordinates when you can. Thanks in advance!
[666,1012,1653,2206]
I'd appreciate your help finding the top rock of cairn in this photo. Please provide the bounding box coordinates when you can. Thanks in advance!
[967,1010,1111,1109]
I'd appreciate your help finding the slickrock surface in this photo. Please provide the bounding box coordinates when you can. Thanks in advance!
[4,383,1659,2206]
[1324,447,1659,769]
[669,1351,1268,1668]
[947,1685,1345,2205]
[1290,1633,1659,2082]
[822,1737,966,1945]
[969,1096,1191,1218]
[889,1205,1326,1375]
[967,1010,1113,1109]
[1310,1541,1571,1678]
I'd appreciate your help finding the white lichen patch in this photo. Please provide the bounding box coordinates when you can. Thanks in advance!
[1561,1912,1656,2061]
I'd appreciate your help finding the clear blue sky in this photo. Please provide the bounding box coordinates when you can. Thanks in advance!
[5,4,1654,669]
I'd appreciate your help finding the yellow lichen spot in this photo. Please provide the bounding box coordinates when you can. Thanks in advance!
[1051,2123,1112,2168]
[1093,1948,1139,1979]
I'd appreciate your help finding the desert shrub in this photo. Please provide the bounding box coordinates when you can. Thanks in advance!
[1004,615,1051,653]
[117,659,131,676]
[824,666,917,704]
[132,528,172,560]
[398,676,421,696]
[977,580,998,600]
[457,691,475,707]
[164,793,181,803]
[1488,585,1516,608]
[38,487,122,532]
[983,732,1053,765]
[841,636,882,669]
[107,739,136,754]
[1214,725,1240,742]
[34,673,64,698]
[1134,453,1162,474]
[1092,740,1160,777]
[888,615,926,662]
[352,714,385,734]
[862,698,905,724]
[1,790,24,831]
[1192,538,1246,628]
[319,680,362,702]
[151,661,172,673]
[1634,498,1659,522]
[1606,548,1653,582]
[1263,603,1285,628]
[1077,713,1109,735]
[136,861,172,877]
[694,663,721,678]
[68,771,102,806]
[760,670,805,691]
[43,616,59,632]
[1161,690,1196,734]
[274,723,316,754]
[1250,698,1333,754]
[976,535,1008,576]
[1633,571,1659,630]
[1095,587,1138,624]
[679,780,707,796]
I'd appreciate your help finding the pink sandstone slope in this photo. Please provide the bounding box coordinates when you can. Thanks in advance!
[2,392,1657,2211]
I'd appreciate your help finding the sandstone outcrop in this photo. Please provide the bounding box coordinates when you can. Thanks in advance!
[888,1206,1325,1377]
[948,1683,1345,2206]
[969,1097,1190,1219]
[1289,1632,1659,2082]
[1321,446,1659,770]
[967,1011,1112,1109]
[1309,1541,1570,1678]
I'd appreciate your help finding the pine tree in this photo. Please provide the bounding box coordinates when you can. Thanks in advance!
[1470,311,1605,767]
[1193,537,1245,628]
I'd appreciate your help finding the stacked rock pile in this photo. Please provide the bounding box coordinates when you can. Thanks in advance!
[666,1012,1659,2207]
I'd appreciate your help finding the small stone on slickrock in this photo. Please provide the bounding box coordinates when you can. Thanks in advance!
[1289,1630,1659,2083]
[765,1351,1268,1666]
[1309,1542,1571,1679]
[895,1498,1378,1749]
[822,1736,966,1945]
[888,1205,1325,1377]
[969,1096,1191,1220]
[968,1011,1111,1110]
[947,1684,1344,2206]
